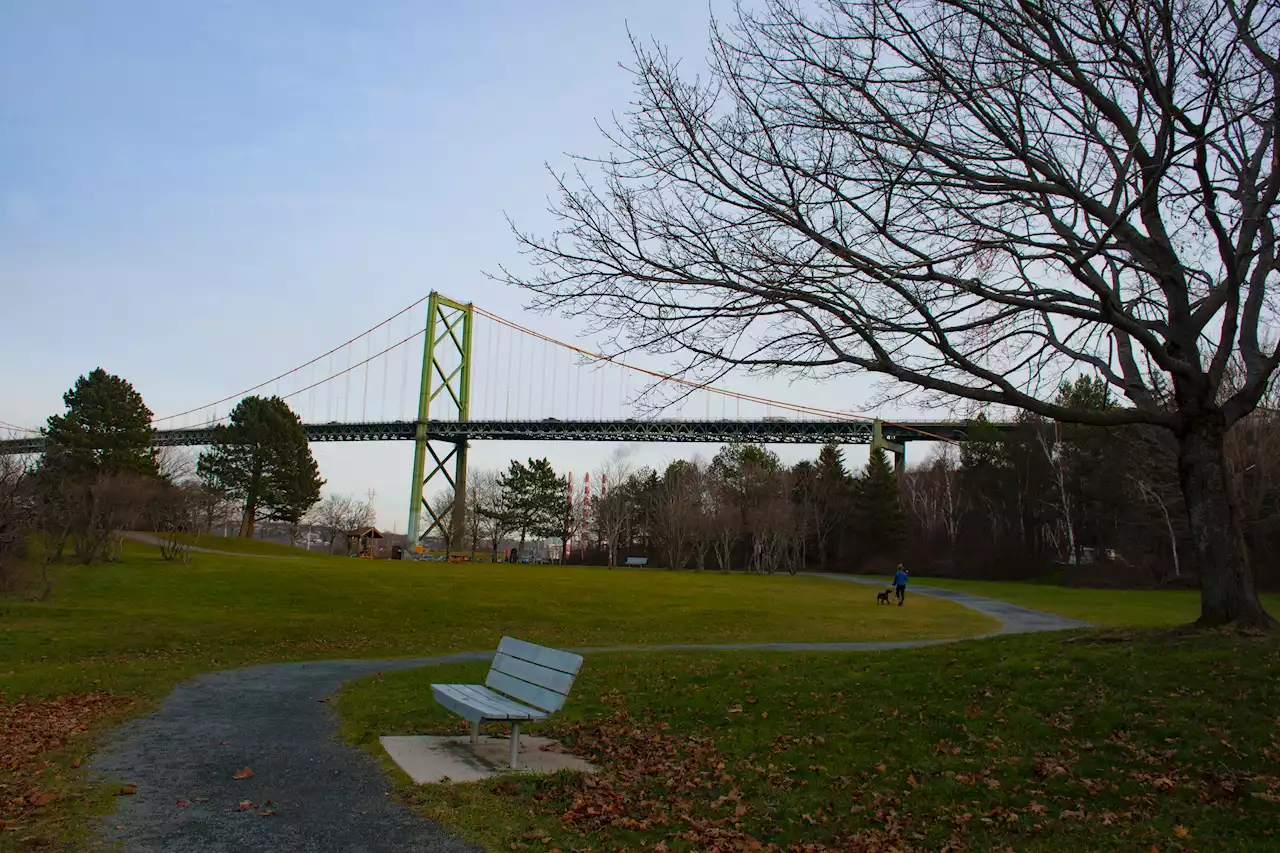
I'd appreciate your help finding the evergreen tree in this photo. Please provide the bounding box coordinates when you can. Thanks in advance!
[853,447,904,563]
[813,443,854,569]
[41,368,158,480]
[197,396,324,538]
[495,458,564,553]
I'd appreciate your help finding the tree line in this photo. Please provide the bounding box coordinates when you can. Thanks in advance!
[903,378,1280,590]
[451,374,1280,591]
[0,368,326,590]
[446,442,904,573]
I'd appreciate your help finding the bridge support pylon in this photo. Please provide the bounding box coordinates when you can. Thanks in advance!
[871,419,905,476]
[405,292,473,555]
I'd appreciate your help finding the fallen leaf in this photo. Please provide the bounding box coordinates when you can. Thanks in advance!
[1174,825,1191,839]
[117,787,136,796]
[233,767,254,780]
[29,793,55,807]
[257,810,276,817]
[175,800,190,808]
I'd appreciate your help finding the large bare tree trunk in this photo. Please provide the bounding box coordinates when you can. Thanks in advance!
[1178,417,1273,628]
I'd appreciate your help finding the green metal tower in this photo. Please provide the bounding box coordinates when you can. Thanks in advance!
[406,292,473,553]
[870,419,905,475]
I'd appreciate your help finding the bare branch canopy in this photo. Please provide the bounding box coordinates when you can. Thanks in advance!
[503,0,1279,627]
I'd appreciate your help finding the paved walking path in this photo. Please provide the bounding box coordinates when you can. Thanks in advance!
[123,532,305,559]
[92,578,1085,852]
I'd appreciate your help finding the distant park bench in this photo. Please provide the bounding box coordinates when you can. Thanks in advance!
[431,637,584,769]
[625,556,648,567]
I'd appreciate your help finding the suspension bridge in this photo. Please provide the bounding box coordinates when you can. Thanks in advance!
[0,293,1012,551]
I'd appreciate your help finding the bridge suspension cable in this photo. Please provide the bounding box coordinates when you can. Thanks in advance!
[0,419,39,434]
[469,306,961,445]
[135,290,961,445]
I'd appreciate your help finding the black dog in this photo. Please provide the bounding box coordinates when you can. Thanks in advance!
[876,589,892,605]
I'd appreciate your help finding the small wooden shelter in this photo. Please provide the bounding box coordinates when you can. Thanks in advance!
[347,526,384,558]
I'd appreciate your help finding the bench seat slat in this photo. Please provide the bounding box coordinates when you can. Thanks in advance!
[430,684,546,722]
[497,637,584,675]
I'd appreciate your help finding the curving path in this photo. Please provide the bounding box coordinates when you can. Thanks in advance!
[92,580,1084,852]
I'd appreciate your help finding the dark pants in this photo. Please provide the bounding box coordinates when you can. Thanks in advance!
[895,584,906,604]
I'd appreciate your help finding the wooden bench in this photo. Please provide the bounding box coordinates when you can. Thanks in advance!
[431,637,584,769]
[624,556,648,567]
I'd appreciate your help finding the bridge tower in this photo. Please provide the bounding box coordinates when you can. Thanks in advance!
[405,292,473,553]
[870,419,905,475]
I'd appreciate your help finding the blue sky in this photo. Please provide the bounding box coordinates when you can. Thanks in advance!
[1,1,935,531]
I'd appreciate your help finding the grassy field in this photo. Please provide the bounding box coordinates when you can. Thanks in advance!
[904,576,1280,627]
[9,544,1279,850]
[2,548,995,702]
[340,632,1280,852]
[0,545,994,847]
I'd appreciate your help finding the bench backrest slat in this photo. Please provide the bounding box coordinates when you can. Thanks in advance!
[486,637,584,713]
[497,636,583,675]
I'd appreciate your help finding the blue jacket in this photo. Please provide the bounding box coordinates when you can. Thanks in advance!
[893,570,908,587]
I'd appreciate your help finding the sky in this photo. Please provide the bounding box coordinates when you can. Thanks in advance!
[0,0,954,532]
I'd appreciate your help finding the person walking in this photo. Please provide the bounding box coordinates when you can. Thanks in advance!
[892,564,909,606]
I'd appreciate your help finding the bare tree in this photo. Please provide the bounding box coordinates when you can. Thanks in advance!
[506,0,1279,626]
[155,447,197,483]
[429,487,456,551]
[592,457,635,568]
[709,478,741,572]
[0,454,34,591]
[470,469,511,561]
[1037,426,1079,564]
[651,460,704,570]
[309,493,377,554]
[146,481,210,564]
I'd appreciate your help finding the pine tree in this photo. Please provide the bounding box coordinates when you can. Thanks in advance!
[197,396,324,538]
[41,368,158,480]
[853,447,904,564]
[495,458,564,554]
[813,443,853,568]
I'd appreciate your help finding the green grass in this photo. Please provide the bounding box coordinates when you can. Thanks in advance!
[1,547,994,704]
[10,544,1277,850]
[906,576,1280,627]
[1,543,994,847]
[339,632,1280,852]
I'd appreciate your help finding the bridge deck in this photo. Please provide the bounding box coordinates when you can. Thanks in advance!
[0,418,1011,455]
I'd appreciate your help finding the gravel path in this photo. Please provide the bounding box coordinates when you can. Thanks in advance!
[92,578,1084,852]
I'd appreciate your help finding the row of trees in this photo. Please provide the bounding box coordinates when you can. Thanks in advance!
[443,442,904,573]
[902,378,1280,589]
[0,368,326,588]
[440,372,1280,590]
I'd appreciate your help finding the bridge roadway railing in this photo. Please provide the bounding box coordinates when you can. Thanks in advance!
[0,417,1010,455]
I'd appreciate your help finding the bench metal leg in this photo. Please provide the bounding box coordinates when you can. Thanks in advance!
[509,722,521,770]
[470,719,481,745]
